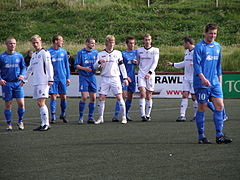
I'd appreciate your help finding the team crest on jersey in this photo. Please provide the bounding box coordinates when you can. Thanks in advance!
[38,55,41,58]
[61,53,64,57]
[15,58,20,63]
[216,50,220,54]
[113,55,117,58]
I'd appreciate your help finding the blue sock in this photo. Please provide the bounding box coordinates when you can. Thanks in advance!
[207,101,215,112]
[125,99,132,117]
[79,101,86,119]
[114,101,120,118]
[4,109,12,125]
[196,111,205,139]
[213,110,224,138]
[223,108,227,119]
[60,100,67,117]
[50,99,57,119]
[88,102,96,119]
[17,108,25,123]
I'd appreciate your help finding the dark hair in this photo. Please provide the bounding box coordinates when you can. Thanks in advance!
[205,23,218,33]
[52,34,62,43]
[183,36,194,45]
[85,37,95,43]
[126,36,136,44]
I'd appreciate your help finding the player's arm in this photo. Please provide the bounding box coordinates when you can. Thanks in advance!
[0,57,6,85]
[145,48,159,79]
[93,54,106,69]
[193,46,210,86]
[75,53,92,72]
[18,55,26,81]
[44,52,54,86]
[118,56,128,87]
[217,47,222,86]
[64,52,71,85]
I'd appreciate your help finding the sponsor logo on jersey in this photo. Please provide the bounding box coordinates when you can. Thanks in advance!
[5,64,19,68]
[206,55,218,61]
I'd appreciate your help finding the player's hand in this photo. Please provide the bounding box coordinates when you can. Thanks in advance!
[201,78,211,86]
[66,79,71,86]
[132,59,138,65]
[123,79,129,87]
[0,80,6,86]
[18,75,24,81]
[165,62,172,66]
[85,66,92,72]
[145,73,151,79]
[20,82,24,87]
[48,82,53,86]
[127,77,132,83]
[190,62,193,66]
[99,59,106,63]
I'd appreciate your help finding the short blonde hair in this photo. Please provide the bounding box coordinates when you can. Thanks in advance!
[105,35,115,45]
[5,37,16,44]
[31,34,42,41]
[143,34,151,39]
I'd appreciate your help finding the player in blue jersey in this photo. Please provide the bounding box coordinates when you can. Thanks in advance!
[0,37,26,131]
[75,37,98,124]
[48,35,71,124]
[112,36,137,122]
[193,23,232,144]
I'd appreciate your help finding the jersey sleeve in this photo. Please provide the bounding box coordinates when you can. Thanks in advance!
[19,54,26,77]
[118,53,127,79]
[217,47,222,77]
[44,51,54,82]
[93,53,101,69]
[74,51,81,69]
[149,48,159,72]
[23,57,33,83]
[64,52,70,79]
[193,45,203,76]
[173,61,185,69]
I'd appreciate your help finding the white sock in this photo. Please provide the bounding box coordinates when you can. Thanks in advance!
[98,100,105,118]
[180,98,188,117]
[193,100,198,117]
[139,98,146,117]
[40,105,49,126]
[146,99,153,117]
[118,99,126,118]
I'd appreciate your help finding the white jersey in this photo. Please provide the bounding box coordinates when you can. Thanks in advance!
[137,47,159,78]
[23,49,54,85]
[94,49,127,78]
[173,48,194,81]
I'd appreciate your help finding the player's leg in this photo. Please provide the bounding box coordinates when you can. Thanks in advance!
[177,91,189,122]
[16,98,25,130]
[211,86,232,143]
[49,81,58,123]
[95,94,106,124]
[78,91,88,124]
[116,93,127,124]
[2,85,13,130]
[88,92,96,123]
[87,77,97,124]
[195,88,211,144]
[126,91,134,121]
[33,85,50,131]
[145,75,155,121]
[191,94,198,121]
[59,80,68,123]
[14,84,25,130]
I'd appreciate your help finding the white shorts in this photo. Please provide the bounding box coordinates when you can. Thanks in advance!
[182,79,195,94]
[99,76,122,95]
[138,74,155,92]
[33,85,50,99]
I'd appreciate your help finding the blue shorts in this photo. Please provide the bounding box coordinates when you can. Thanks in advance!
[2,82,24,101]
[49,80,67,94]
[122,81,136,93]
[195,84,223,103]
[79,75,97,93]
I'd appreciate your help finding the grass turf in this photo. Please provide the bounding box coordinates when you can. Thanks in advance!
[0,98,239,179]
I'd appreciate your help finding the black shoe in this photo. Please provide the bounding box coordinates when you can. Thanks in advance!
[112,117,119,122]
[176,116,186,122]
[33,126,43,131]
[40,125,50,131]
[141,116,147,122]
[60,116,68,123]
[127,116,133,121]
[198,137,212,144]
[87,117,95,124]
[146,116,151,121]
[216,135,232,144]
[50,118,56,124]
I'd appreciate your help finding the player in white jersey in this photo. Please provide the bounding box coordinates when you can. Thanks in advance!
[165,36,197,122]
[21,35,54,131]
[93,35,129,124]
[137,34,159,121]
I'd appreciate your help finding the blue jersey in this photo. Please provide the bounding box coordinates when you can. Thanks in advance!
[193,40,222,89]
[122,49,137,81]
[48,47,70,81]
[74,48,98,77]
[0,51,26,82]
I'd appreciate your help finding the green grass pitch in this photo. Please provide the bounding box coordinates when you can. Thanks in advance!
[0,98,239,179]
